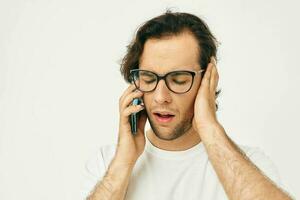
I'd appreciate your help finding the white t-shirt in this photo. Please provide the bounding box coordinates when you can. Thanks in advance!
[81,134,283,200]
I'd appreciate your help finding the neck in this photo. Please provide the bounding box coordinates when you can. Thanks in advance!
[146,127,201,151]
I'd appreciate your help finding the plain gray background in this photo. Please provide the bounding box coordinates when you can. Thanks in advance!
[0,0,299,199]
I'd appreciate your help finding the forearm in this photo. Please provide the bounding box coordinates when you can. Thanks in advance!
[201,123,293,200]
[87,155,135,200]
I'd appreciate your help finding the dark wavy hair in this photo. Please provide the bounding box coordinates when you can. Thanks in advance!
[120,10,221,111]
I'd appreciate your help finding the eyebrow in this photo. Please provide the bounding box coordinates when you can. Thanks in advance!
[140,71,155,76]
[139,68,196,75]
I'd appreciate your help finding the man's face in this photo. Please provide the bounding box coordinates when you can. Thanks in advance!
[139,31,203,141]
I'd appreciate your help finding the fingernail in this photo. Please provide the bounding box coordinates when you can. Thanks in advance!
[139,105,145,109]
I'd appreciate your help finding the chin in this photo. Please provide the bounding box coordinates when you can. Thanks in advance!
[150,122,183,141]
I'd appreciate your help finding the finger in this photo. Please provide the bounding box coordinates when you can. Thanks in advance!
[120,89,144,110]
[120,104,145,129]
[211,56,216,64]
[202,62,213,91]
[119,84,137,104]
[120,84,137,103]
[121,104,145,121]
[210,60,219,95]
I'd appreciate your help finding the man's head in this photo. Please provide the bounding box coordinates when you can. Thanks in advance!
[120,10,221,141]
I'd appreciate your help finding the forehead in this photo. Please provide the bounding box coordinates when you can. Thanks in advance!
[139,31,200,73]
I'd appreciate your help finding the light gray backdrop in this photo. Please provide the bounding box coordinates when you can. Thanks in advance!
[0,0,299,199]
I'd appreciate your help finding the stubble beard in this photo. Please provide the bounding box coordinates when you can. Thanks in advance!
[148,113,193,141]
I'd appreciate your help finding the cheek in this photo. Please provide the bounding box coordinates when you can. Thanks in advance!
[177,94,197,118]
[142,89,198,118]
[142,94,153,114]
[142,94,152,107]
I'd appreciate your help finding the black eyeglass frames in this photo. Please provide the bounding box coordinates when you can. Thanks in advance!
[129,69,205,94]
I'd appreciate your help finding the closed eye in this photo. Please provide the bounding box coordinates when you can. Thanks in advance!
[143,79,156,84]
[172,79,188,84]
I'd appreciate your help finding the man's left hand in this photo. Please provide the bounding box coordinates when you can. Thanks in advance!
[192,57,220,136]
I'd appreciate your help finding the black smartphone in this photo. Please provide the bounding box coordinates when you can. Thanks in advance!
[130,98,143,134]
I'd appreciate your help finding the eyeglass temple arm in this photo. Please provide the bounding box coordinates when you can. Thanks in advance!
[196,69,206,73]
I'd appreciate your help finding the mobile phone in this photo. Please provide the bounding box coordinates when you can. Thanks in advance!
[130,98,143,134]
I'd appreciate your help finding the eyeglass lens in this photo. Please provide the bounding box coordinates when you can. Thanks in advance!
[132,70,194,93]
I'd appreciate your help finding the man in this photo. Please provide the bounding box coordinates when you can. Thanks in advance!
[81,11,293,200]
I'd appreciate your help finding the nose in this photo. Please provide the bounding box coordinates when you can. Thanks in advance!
[153,79,172,104]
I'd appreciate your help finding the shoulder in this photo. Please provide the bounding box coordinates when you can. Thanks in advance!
[80,143,117,199]
[85,143,117,175]
[99,143,118,166]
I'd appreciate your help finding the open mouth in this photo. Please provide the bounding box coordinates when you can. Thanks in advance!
[153,112,175,123]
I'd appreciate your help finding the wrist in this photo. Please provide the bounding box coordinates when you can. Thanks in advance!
[196,120,221,133]
[106,156,135,186]
[114,150,138,167]
[196,121,223,139]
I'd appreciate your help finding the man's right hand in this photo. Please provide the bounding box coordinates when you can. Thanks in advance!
[87,84,147,200]
[115,84,147,166]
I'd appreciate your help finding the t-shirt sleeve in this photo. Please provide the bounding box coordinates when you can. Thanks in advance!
[246,147,295,198]
[245,147,283,188]
[80,147,107,200]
